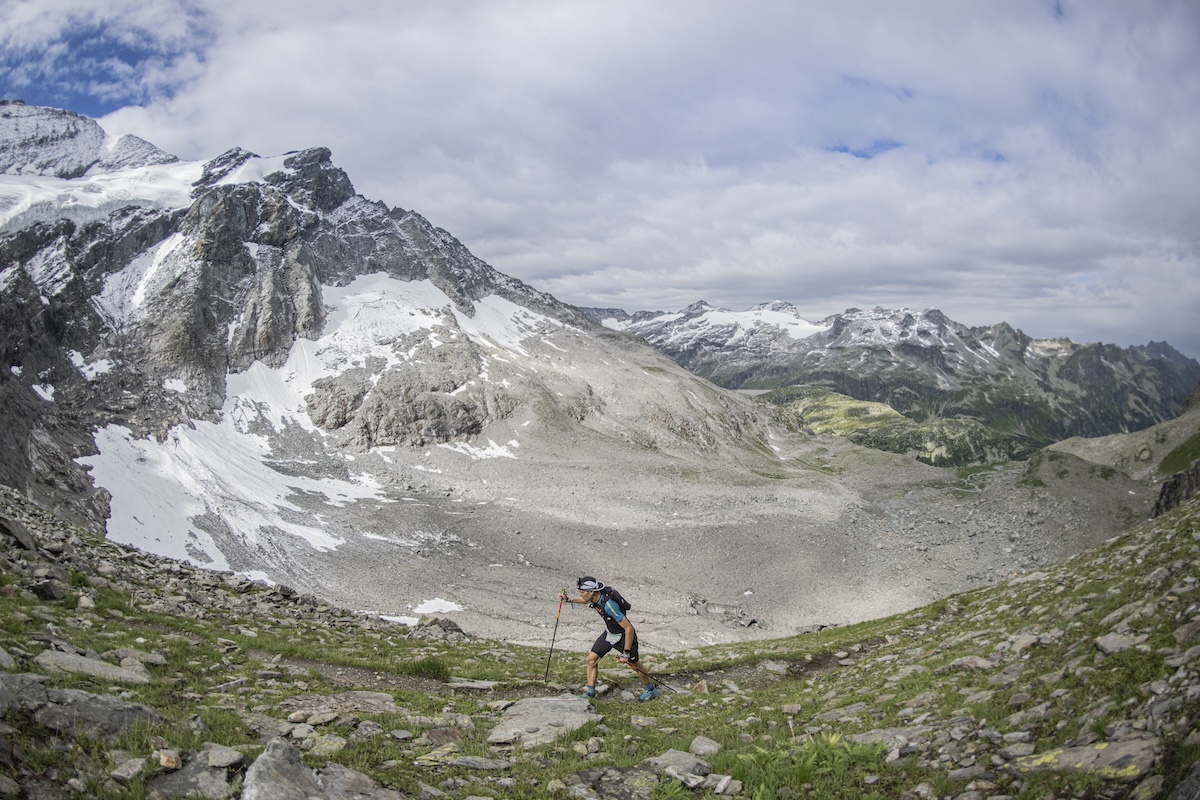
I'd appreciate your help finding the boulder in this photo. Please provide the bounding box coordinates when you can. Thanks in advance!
[34,650,152,684]
[1005,737,1159,782]
[34,688,162,742]
[486,695,602,749]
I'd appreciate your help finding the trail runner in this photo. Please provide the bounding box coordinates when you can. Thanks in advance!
[560,576,658,702]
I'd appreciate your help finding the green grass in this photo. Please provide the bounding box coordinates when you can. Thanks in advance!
[1160,429,1200,475]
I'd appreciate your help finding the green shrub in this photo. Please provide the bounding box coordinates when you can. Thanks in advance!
[733,735,887,796]
[399,657,451,681]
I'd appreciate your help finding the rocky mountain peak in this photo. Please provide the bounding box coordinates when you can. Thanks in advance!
[0,102,177,179]
[749,300,799,314]
[0,102,105,178]
[681,299,715,316]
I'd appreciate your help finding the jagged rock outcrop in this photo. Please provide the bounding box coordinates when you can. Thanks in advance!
[1152,460,1200,517]
[1185,380,1200,414]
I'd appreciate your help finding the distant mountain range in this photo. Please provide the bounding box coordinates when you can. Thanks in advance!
[588,302,1200,459]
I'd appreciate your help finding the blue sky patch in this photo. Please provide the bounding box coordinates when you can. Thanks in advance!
[825,139,903,160]
[0,14,211,118]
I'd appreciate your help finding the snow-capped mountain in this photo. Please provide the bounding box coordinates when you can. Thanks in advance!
[1,104,801,633]
[0,99,176,181]
[591,302,1200,448]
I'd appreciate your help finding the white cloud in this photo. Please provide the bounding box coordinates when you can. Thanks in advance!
[7,0,1199,357]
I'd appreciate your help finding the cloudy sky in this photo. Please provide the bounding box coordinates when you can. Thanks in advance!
[3,1,1198,357]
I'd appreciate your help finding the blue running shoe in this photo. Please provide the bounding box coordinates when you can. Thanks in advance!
[638,685,659,702]
[581,688,597,699]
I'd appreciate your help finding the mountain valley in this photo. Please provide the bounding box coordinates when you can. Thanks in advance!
[0,101,1197,653]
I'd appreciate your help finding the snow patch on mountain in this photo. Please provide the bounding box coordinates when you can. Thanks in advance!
[601,301,832,345]
[77,269,569,567]
[68,350,114,380]
[77,419,384,568]
[213,153,294,187]
[0,160,201,232]
[0,105,193,231]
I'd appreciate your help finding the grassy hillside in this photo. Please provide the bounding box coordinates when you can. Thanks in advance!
[758,385,1035,466]
[1,483,1198,799]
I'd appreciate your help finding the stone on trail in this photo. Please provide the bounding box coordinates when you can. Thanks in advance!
[143,754,234,800]
[278,690,400,718]
[446,676,497,690]
[1005,737,1159,782]
[33,688,162,742]
[242,737,403,799]
[641,749,711,777]
[33,650,152,684]
[486,695,602,749]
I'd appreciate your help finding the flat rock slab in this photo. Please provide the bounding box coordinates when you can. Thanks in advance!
[0,674,48,713]
[1006,737,1159,782]
[641,749,710,777]
[849,725,934,748]
[0,516,36,551]
[1096,633,1149,655]
[34,688,162,742]
[34,650,151,684]
[486,696,602,750]
[277,690,400,718]
[446,677,498,690]
[105,647,169,666]
[564,766,660,800]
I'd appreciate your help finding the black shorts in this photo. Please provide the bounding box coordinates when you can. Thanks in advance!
[591,632,639,663]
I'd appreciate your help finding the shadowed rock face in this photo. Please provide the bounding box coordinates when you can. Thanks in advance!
[1153,460,1200,517]
[1185,380,1200,414]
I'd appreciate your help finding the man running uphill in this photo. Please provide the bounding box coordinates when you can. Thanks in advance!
[560,577,658,702]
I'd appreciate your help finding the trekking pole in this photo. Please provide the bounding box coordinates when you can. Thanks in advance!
[544,591,565,682]
[623,659,685,694]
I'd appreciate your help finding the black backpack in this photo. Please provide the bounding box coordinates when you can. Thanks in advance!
[597,585,631,613]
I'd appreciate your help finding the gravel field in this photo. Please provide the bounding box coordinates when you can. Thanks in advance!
[241,412,1156,655]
